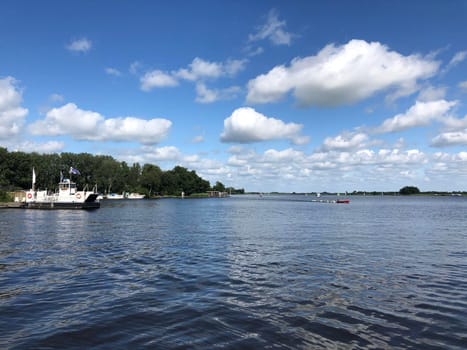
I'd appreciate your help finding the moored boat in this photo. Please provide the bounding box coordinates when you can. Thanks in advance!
[105,193,125,199]
[126,193,145,199]
[23,168,100,210]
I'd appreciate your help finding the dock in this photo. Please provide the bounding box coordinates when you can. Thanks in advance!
[0,202,25,209]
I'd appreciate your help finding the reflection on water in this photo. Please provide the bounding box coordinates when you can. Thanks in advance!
[0,196,466,349]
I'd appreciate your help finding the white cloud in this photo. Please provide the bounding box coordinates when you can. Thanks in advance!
[417,86,446,102]
[249,9,293,46]
[445,50,467,71]
[192,135,204,143]
[247,39,439,106]
[141,146,181,161]
[246,46,264,57]
[431,130,467,147]
[220,107,306,144]
[105,67,122,77]
[140,57,246,93]
[195,82,218,103]
[176,58,221,81]
[29,103,103,137]
[459,81,467,92]
[66,38,92,53]
[129,61,142,75]
[212,144,430,192]
[428,152,467,181]
[175,57,246,81]
[374,100,457,133]
[100,117,172,144]
[0,77,28,139]
[195,83,241,104]
[321,132,368,151]
[15,140,64,154]
[140,70,178,91]
[440,115,467,131]
[29,103,171,145]
[432,151,467,162]
[262,148,304,163]
[49,93,64,103]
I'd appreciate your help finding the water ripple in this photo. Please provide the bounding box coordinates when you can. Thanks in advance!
[1,196,466,349]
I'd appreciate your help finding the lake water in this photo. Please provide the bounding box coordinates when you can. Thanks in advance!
[0,195,466,349]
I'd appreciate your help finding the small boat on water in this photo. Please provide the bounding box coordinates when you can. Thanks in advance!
[104,192,145,199]
[126,193,145,199]
[24,168,100,209]
[336,199,350,204]
[105,193,125,200]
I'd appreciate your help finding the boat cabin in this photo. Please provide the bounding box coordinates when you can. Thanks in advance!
[59,179,77,194]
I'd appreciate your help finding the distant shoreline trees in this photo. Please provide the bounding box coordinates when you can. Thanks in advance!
[399,186,421,195]
[0,147,243,197]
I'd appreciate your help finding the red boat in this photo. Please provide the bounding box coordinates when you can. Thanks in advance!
[336,199,350,204]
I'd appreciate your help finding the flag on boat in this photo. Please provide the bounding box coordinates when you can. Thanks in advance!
[69,167,80,175]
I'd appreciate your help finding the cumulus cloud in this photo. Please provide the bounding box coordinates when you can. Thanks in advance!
[15,140,64,154]
[66,38,92,53]
[218,144,431,192]
[29,103,171,145]
[175,58,222,81]
[428,152,467,182]
[321,132,368,151]
[220,107,307,144]
[262,148,304,163]
[432,151,467,163]
[141,145,181,161]
[0,77,28,139]
[249,9,293,46]
[374,100,457,133]
[431,130,467,147]
[246,39,439,106]
[140,57,246,92]
[100,117,172,144]
[177,58,246,80]
[29,103,103,137]
[140,70,178,91]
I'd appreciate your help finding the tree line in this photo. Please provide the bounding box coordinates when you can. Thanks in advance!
[0,148,244,197]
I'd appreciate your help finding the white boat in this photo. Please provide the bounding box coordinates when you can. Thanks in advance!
[24,174,100,210]
[105,193,125,199]
[126,193,145,199]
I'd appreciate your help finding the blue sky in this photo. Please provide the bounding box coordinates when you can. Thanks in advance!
[1,0,466,192]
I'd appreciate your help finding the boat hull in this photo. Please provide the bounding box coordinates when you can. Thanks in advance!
[336,199,350,204]
[24,201,100,210]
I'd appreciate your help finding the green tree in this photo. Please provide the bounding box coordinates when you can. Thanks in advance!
[399,186,420,195]
[0,148,226,197]
[213,181,226,192]
[141,164,163,196]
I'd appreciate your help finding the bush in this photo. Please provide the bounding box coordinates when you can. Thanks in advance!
[0,190,13,202]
